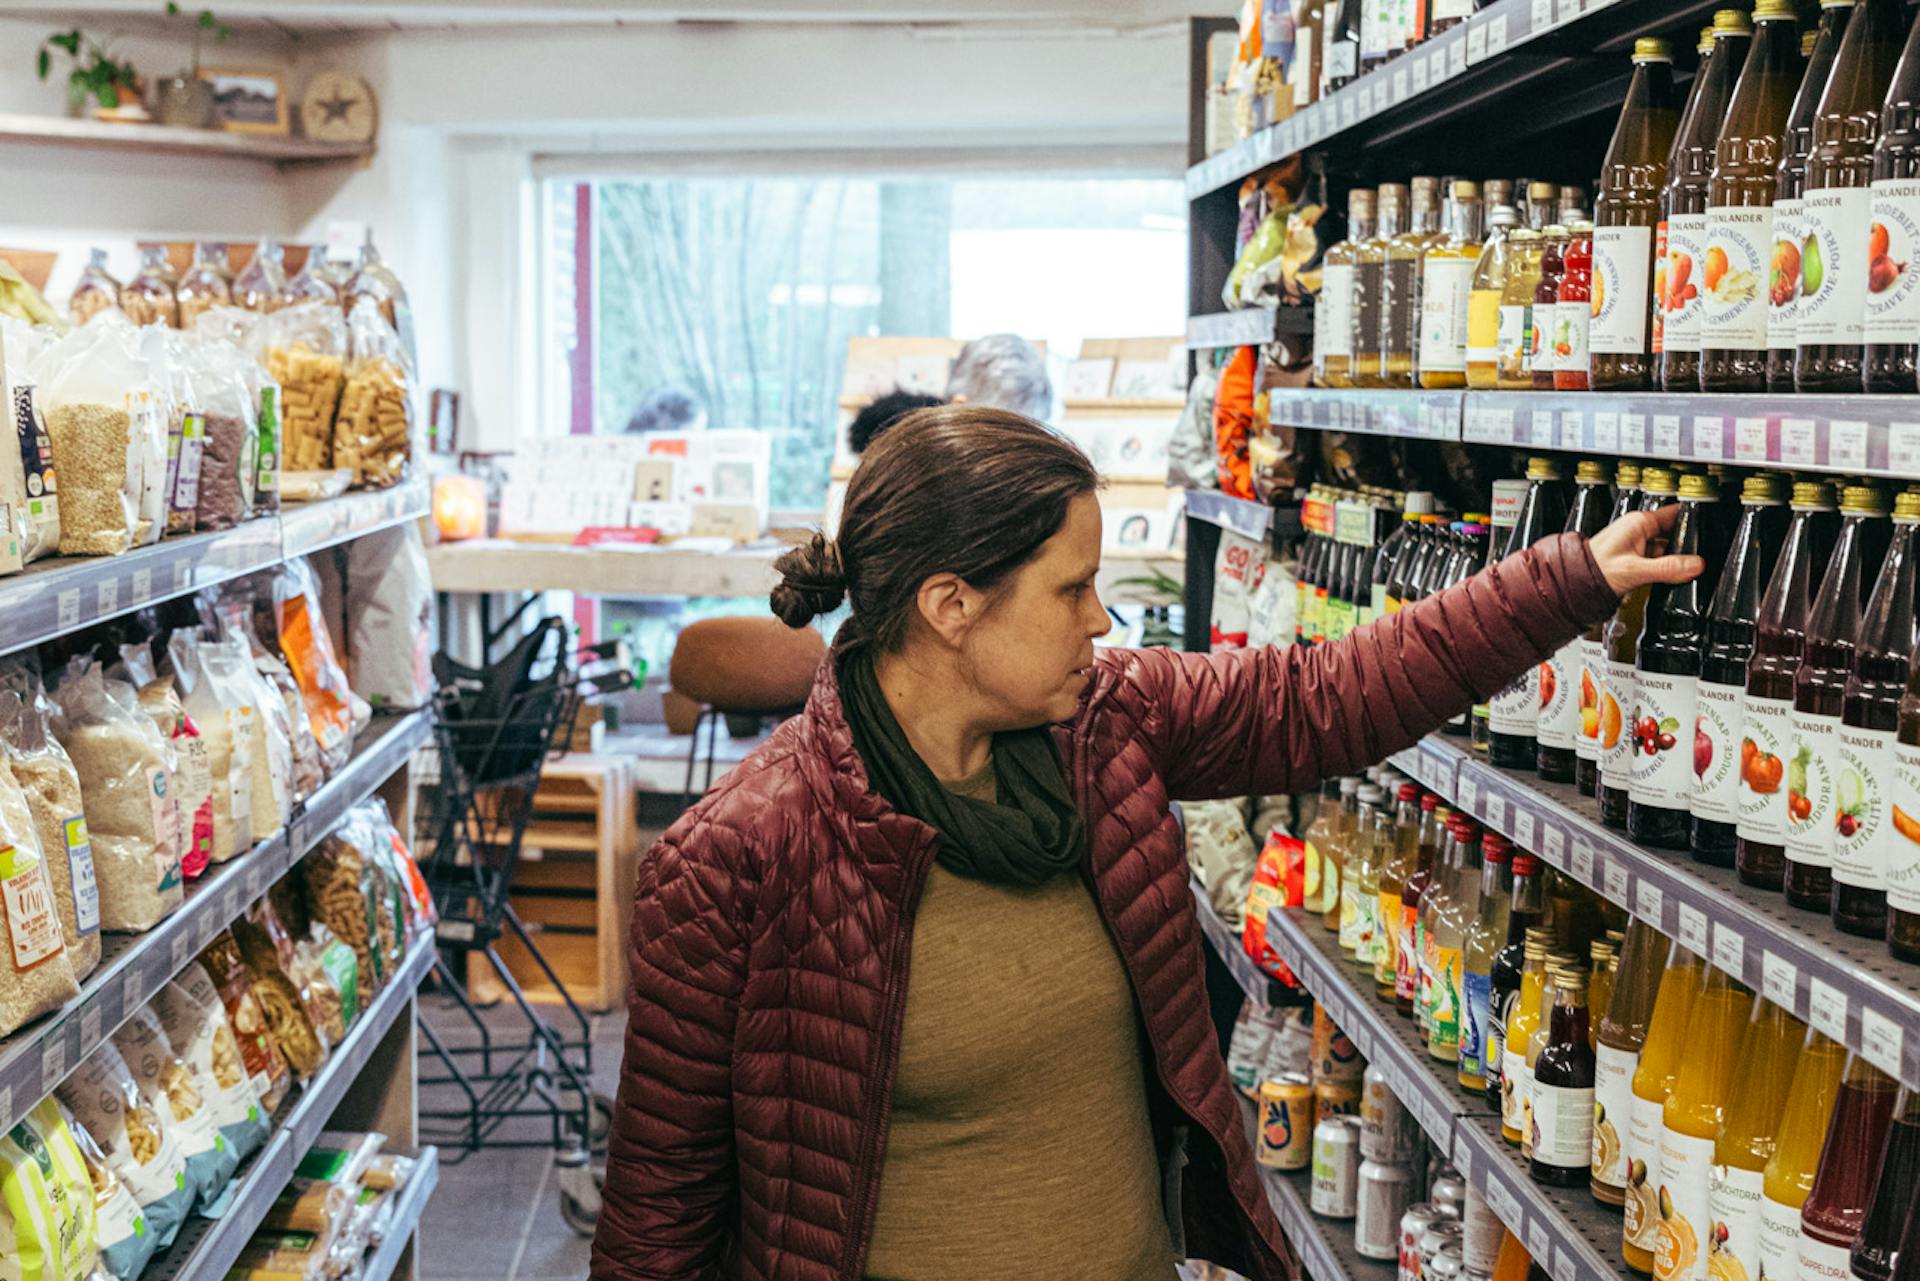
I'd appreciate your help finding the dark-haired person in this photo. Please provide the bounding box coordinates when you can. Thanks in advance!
[847,387,946,455]
[591,407,1700,1281]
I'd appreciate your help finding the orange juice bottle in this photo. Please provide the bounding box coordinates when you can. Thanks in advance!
[1624,945,1706,1273]
[1757,1030,1849,1281]
[1493,1227,1533,1281]
[1654,968,1755,1281]
[1706,999,1807,1281]
[1501,928,1551,1146]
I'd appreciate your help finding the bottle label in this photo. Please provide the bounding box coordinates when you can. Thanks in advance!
[1340,876,1361,951]
[1396,901,1419,1005]
[1533,293,1557,373]
[1322,263,1356,358]
[1461,969,1492,1079]
[1488,984,1511,1095]
[1701,206,1774,348]
[1539,639,1584,751]
[1785,711,1840,868]
[1415,916,1433,1029]
[1576,636,1607,763]
[1556,297,1591,377]
[1692,680,1745,824]
[1355,264,1383,361]
[1707,1165,1766,1281]
[1377,890,1402,985]
[1888,741,1920,915]
[1757,1195,1802,1281]
[1630,673,1698,808]
[1355,885,1379,965]
[1603,660,1641,790]
[1489,665,1539,737]
[1737,694,1795,843]
[1593,224,1655,354]
[1499,302,1531,376]
[1655,1129,1717,1281]
[1864,178,1920,344]
[1664,212,1710,353]
[1501,1044,1530,1137]
[1625,1091,1666,1251]
[1797,187,1873,345]
[1430,944,1463,1054]
[1770,197,1804,352]
[1797,1235,1855,1281]
[1533,1083,1596,1171]
[1468,289,1503,365]
[1593,1042,1637,1192]
[1832,724,1894,890]
[1420,256,1474,372]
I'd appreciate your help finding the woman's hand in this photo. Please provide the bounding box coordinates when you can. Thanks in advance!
[1588,503,1704,596]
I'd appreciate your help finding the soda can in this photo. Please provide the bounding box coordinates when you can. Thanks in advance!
[1310,1115,1363,1218]
[1398,1204,1445,1281]
[1355,1158,1416,1260]
[1313,1002,1364,1081]
[1255,1074,1314,1171]
[1316,1077,1362,1122]
[1362,1065,1420,1162]
[1419,1220,1464,1276]
[1461,1185,1504,1273]
[1428,1245,1465,1281]
[1429,1168,1467,1220]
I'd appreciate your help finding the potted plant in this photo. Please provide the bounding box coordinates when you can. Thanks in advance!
[153,4,231,128]
[35,30,142,120]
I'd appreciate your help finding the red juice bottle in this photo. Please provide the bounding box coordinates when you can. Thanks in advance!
[1797,1055,1900,1281]
[1534,226,1570,389]
[1557,221,1594,389]
[1602,469,1681,829]
[1540,461,1615,784]
[1863,10,1920,391]
[1849,1086,1920,1281]
[1490,458,1571,770]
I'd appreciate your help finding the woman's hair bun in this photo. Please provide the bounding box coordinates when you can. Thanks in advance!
[770,533,847,628]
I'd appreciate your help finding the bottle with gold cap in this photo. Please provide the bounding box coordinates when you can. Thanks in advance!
[1831,487,1920,935]
[1467,202,1522,388]
[1785,484,1893,913]
[1419,179,1483,388]
[1318,188,1373,388]
[1580,461,1643,797]
[1594,39,1682,390]
[1385,176,1445,387]
[1652,28,1719,371]
[1889,501,1920,957]
[1601,467,1679,831]
[1497,228,1545,388]
[1702,0,1801,392]
[1488,458,1569,771]
[1661,9,1753,392]
[1540,461,1615,784]
[1524,179,1559,232]
[1772,0,1858,391]
[1352,184,1404,388]
[1865,3,1920,390]
[1558,184,1590,225]
[1796,0,1906,391]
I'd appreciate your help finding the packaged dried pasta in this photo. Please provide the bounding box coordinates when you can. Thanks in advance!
[274,559,355,774]
[291,921,359,1044]
[260,303,347,475]
[229,1228,336,1281]
[232,900,330,1080]
[0,749,80,1038]
[197,930,290,1113]
[64,1102,157,1281]
[154,963,270,1169]
[112,1004,236,1207]
[303,831,380,999]
[338,297,414,489]
[19,1096,97,1281]
[0,1117,69,1281]
[54,1038,196,1253]
[0,663,99,980]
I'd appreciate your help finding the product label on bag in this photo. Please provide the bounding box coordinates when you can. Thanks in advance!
[1771,197,1805,351]
[1864,179,1920,344]
[1539,640,1582,750]
[1785,711,1841,867]
[1691,679,1745,823]
[1655,1129,1717,1281]
[1321,263,1355,358]
[1758,1195,1803,1281]
[63,817,96,937]
[1832,724,1894,889]
[1798,187,1872,344]
[1592,1042,1636,1192]
[1702,206,1774,348]
[1603,659,1641,789]
[1,847,60,972]
[1737,695,1795,843]
[1626,1093,1667,1251]
[1663,213,1710,353]
[1556,297,1591,377]
[1630,672,1697,807]
[1420,256,1474,372]
[1533,1082,1595,1171]
[1489,665,1538,736]
[1576,636,1607,762]
[1708,1165,1767,1281]
[1593,224,1655,353]
[1888,743,1920,915]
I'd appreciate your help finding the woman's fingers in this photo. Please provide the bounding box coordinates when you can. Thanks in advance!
[1589,503,1703,595]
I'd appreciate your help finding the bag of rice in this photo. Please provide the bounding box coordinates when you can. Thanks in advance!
[165,632,252,865]
[20,1096,99,1281]
[153,964,269,1169]
[0,666,102,980]
[111,1006,235,1209]
[196,931,290,1113]
[230,902,329,1081]
[28,317,165,556]
[117,644,211,882]
[62,1102,153,1281]
[54,1039,195,1252]
[343,523,435,712]
[0,750,80,1039]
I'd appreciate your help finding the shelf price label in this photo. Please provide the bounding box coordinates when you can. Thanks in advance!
[1831,419,1868,470]
[1622,413,1649,453]
[1861,1007,1904,1078]
[1636,879,1664,929]
[56,589,78,630]
[1782,417,1817,466]
[1467,21,1488,61]
[1692,416,1724,460]
[1594,410,1620,451]
[1891,422,1920,475]
[1561,409,1583,448]
[1527,1217,1551,1262]
[1553,1246,1577,1281]
[1392,67,1409,103]
[1678,903,1708,956]
[1712,925,1744,977]
[1531,0,1554,28]
[1762,950,1798,1010]
[1484,792,1507,831]
[1653,415,1682,456]
[1809,977,1847,1042]
[1412,54,1431,93]
[1450,39,1468,76]
[1513,808,1536,851]
[1532,410,1554,447]
[1544,823,1568,866]
[1604,857,1629,903]
[1487,1174,1524,1229]
[1460,776,1479,811]
[96,578,117,615]
[131,567,151,606]
[39,1030,66,1097]
[1486,14,1509,54]
[1735,417,1768,462]
[80,1004,100,1049]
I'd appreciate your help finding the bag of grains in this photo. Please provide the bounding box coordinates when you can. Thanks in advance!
[213,629,290,841]
[132,324,180,546]
[29,317,166,556]
[55,1038,196,1253]
[49,658,183,932]
[111,1004,237,1208]
[338,297,415,489]
[21,1096,101,1281]
[344,523,436,712]
[187,336,260,531]
[259,302,347,475]
[63,1101,154,1281]
[0,314,61,563]
[157,326,204,536]
[275,558,356,774]
[153,964,270,1168]
[231,899,331,1081]
[0,743,81,1037]
[196,930,290,1112]
[167,631,254,863]
[120,658,212,881]
[0,664,101,980]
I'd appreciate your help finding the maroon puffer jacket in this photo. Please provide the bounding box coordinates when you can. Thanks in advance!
[591,532,1617,1281]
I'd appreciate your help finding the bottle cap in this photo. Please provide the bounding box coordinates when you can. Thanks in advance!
[1528,180,1557,200]
[1544,223,1569,238]
[1487,204,1522,228]
[1481,833,1512,864]
[1406,490,1436,514]
[1359,784,1385,806]
[1820,0,1852,6]
[1349,189,1376,215]
[1524,924,1556,945]
[1801,30,1818,55]
[1842,484,1889,515]
[1895,490,1920,522]
[1679,473,1718,501]
[1399,782,1421,802]
[1633,37,1673,62]
[1698,26,1714,54]
[1752,0,1794,18]
[1341,777,1361,795]
[1641,466,1678,495]
[1509,228,1541,242]
[1379,182,1410,202]
[1422,792,1440,812]
[1512,853,1541,876]
[1713,7,1753,34]
[1576,460,1610,484]
[1569,219,1594,233]
[1791,479,1837,509]
[1526,456,1562,480]
[1412,175,1440,193]
[1616,460,1643,487]
[1464,511,1491,523]
[1741,473,1787,503]
[1454,178,1480,201]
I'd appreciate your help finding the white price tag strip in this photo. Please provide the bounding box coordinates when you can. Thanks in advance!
[1653,415,1682,456]
[131,567,151,605]
[1892,422,1920,474]
[1514,809,1536,851]
[1545,824,1567,865]
[1604,858,1630,903]
[1623,413,1648,452]
[1636,879,1664,928]
[1861,1007,1904,1078]
[1678,903,1708,956]
[1460,776,1479,811]
[40,1031,66,1095]
[96,578,117,614]
[1736,417,1768,462]
[1762,950,1798,1010]
[1594,410,1620,451]
[1450,39,1467,76]
[56,589,78,629]
[1532,410,1555,446]
[171,930,189,973]
[1809,977,1847,1042]
[1487,1174,1523,1228]
[1712,925,1744,977]
[1485,793,1507,830]
[1527,1217,1551,1261]
[1782,417,1817,466]
[1531,0,1553,27]
[1486,13,1508,53]
[1693,416,1723,460]
[1553,1245,1576,1281]
[1467,22,1488,61]
[1831,419,1868,470]
[81,1004,100,1047]
[173,561,189,593]
[1561,410,1582,448]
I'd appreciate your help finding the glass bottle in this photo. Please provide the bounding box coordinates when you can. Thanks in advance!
[1624,944,1705,1274]
[1739,481,1842,889]
[119,243,179,328]
[1469,203,1523,388]
[1848,1086,1920,1281]
[1420,179,1484,388]
[1656,26,1722,368]
[1833,489,1920,936]
[1352,185,1403,388]
[1323,776,1362,930]
[1594,919,1667,1207]
[1556,220,1595,389]
[1595,39,1683,389]
[1531,225,1570,388]
[176,241,233,330]
[1865,3,1920,390]
[1304,776,1344,917]
[1320,188,1375,388]
[68,248,119,327]
[1386,176,1445,387]
[1662,9,1755,392]
[1399,794,1445,1018]
[1586,941,1617,1050]
[1891,552,1920,959]
[1702,0,1802,391]
[1373,493,1435,620]
[1477,481,1531,750]
[1583,463,1645,797]
[1501,927,1552,1147]
[1694,472,1792,866]
[1602,468,1681,830]
[1560,185,1591,225]
[1377,783,1423,1001]
[1772,1,1857,390]
[1428,820,1483,1067]
[1796,0,1906,391]
[234,239,288,313]
[1486,854,1545,1110]
[1525,180,1560,231]
[1540,461,1615,784]
[1459,832,1511,1095]
[1489,458,1571,770]
[1758,1030,1850,1281]
[1344,788,1388,964]
[1653,967,1754,1281]
[1786,485,1892,912]
[1797,1056,1900,1281]
[1531,965,1597,1188]
[1705,999,1809,1281]
[1524,960,1577,1163]
[1497,229,1546,388]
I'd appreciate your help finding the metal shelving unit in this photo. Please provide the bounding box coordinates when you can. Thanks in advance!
[1268,388,1466,442]
[1236,1095,1398,1281]
[1183,489,1278,539]
[362,1147,442,1281]
[1192,877,1291,1006]
[1188,305,1317,349]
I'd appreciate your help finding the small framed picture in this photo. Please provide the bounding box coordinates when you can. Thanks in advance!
[198,67,289,135]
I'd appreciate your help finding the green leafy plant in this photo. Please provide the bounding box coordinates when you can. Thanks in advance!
[35,30,139,111]
[164,3,232,75]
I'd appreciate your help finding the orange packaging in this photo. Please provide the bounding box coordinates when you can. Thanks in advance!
[1244,833,1306,982]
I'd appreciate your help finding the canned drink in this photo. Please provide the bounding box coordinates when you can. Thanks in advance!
[1310,1115,1363,1218]
[1463,1269,1493,1281]
[1355,1158,1416,1260]
[1418,1219,1464,1276]
[1315,1077,1362,1124]
[1313,1003,1364,1081]
[1255,1074,1314,1171]
[1429,1169,1466,1219]
[1398,1204,1445,1281]
[1461,1185,1504,1273]
[1427,1244,1465,1281]
[1362,1066,1420,1162]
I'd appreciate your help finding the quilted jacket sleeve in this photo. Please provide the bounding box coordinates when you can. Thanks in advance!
[589,810,755,1281]
[1126,531,1618,803]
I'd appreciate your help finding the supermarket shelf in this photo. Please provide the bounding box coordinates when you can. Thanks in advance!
[1389,734,1920,1093]
[0,709,430,1140]
[0,112,375,168]
[280,477,432,558]
[362,1146,441,1281]
[1185,488,1276,540]
[1447,1110,1637,1281]
[1268,388,1464,442]
[1237,1094,1395,1281]
[145,935,436,1281]
[1186,305,1316,349]
[1190,877,1289,1006]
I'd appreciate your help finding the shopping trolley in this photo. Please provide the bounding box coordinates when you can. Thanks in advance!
[417,616,634,1234]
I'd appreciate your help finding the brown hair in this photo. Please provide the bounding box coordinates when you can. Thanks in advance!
[771,405,1100,651]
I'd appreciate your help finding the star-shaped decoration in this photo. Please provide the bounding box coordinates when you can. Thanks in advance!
[316,89,358,125]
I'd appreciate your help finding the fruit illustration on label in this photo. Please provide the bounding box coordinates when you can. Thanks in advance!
[1891,802,1920,844]
[1872,222,1890,260]
[1801,234,1823,298]
[1592,270,1606,318]
[1636,716,1680,756]
[1743,738,1783,794]
[1594,1100,1620,1179]
[1706,246,1728,292]
[1540,662,1557,709]
[1695,716,1713,778]
[1581,670,1600,740]
[1658,1181,1701,1281]
[1666,253,1697,311]
[1555,316,1572,358]
[1771,238,1801,306]
[1706,1216,1745,1281]
[1835,768,1867,837]
[1602,692,1624,749]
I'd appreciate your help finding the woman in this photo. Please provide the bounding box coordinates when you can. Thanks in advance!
[590,407,1697,1281]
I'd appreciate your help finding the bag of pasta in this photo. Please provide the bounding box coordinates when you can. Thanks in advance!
[64,1102,155,1281]
[231,900,330,1080]
[154,964,270,1170]
[54,1038,196,1253]
[274,559,354,774]
[0,665,100,981]
[15,1096,97,1281]
[337,297,414,489]
[197,930,290,1112]
[343,803,404,980]
[288,922,356,1047]
[302,829,380,999]
[116,643,210,882]
[111,1005,235,1208]
[0,1118,70,1281]
[258,302,346,476]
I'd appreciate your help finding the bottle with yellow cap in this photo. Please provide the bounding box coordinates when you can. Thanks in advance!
[1661,10,1754,392]
[1594,39,1681,390]
[1352,184,1403,388]
[1865,2,1920,390]
[1702,0,1801,392]
[1488,458,1569,771]
[1579,462,1643,797]
[1796,0,1906,391]
[1831,487,1920,935]
[1601,467,1679,830]
[1784,485,1892,912]
[1419,179,1483,388]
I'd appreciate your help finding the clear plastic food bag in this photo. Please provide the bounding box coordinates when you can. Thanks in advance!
[54,1039,196,1253]
[111,1005,236,1208]
[29,317,166,555]
[275,558,356,773]
[154,962,271,1169]
[260,302,347,474]
[0,314,61,563]
[338,296,415,489]
[0,660,99,979]
[186,335,260,531]
[345,522,435,712]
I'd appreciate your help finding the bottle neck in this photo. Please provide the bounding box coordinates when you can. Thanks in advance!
[1481,858,1509,903]
[1551,993,1591,1045]
[1411,195,1440,234]
[1453,200,1484,242]
[1378,204,1406,238]
[1509,870,1544,938]
[1349,213,1376,242]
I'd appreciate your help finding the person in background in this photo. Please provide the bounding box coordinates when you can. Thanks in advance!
[624,385,707,435]
[848,387,947,455]
[946,332,1052,420]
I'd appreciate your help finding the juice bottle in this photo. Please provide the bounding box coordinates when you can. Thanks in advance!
[1398,794,1445,1017]
[1702,0,1803,392]
[1501,927,1551,1147]
[1624,944,1705,1273]
[1540,461,1615,784]
[1796,0,1906,392]
[1630,472,1726,851]
[1694,473,1793,867]
[1303,776,1343,916]
[1525,959,1578,1162]
[1705,999,1809,1281]
[1323,776,1361,930]
[1497,229,1546,388]
[1891,572,1920,960]
[1758,1031,1850,1281]
[1468,203,1523,388]
[1556,220,1594,389]
[1532,962,1597,1188]
[1583,463,1645,797]
[1772,0,1857,391]
[1595,921,1668,1206]
[1798,1056,1900,1281]
[1739,480,1842,888]
[1318,188,1373,388]
[1353,184,1403,388]
[1420,179,1483,389]
[1786,486,1892,913]
[1849,1086,1920,1281]
[1865,9,1920,391]
[1561,185,1591,225]
[1586,940,1616,1050]
[1602,468,1681,830]
[1595,39,1682,390]
[1340,786,1378,957]
[1532,225,1570,389]
[1477,480,1531,751]
[1415,815,1461,1033]
[1657,27,1722,370]
[1459,832,1511,1094]
[1346,791,1390,966]
[1426,822,1480,1065]
[1654,968,1755,1281]
[1833,489,1920,936]
[1370,492,1434,619]
[1386,176,1444,388]
[1489,856,1548,1113]
[1663,10,1755,393]
[1376,782,1423,1000]
[1489,458,1571,771]
[1889,1179,1920,1281]
[1494,1229,1532,1281]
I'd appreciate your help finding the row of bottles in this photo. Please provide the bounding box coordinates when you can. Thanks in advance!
[1292,484,1490,650]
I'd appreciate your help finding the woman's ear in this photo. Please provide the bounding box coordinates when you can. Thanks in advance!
[914,571,979,648]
